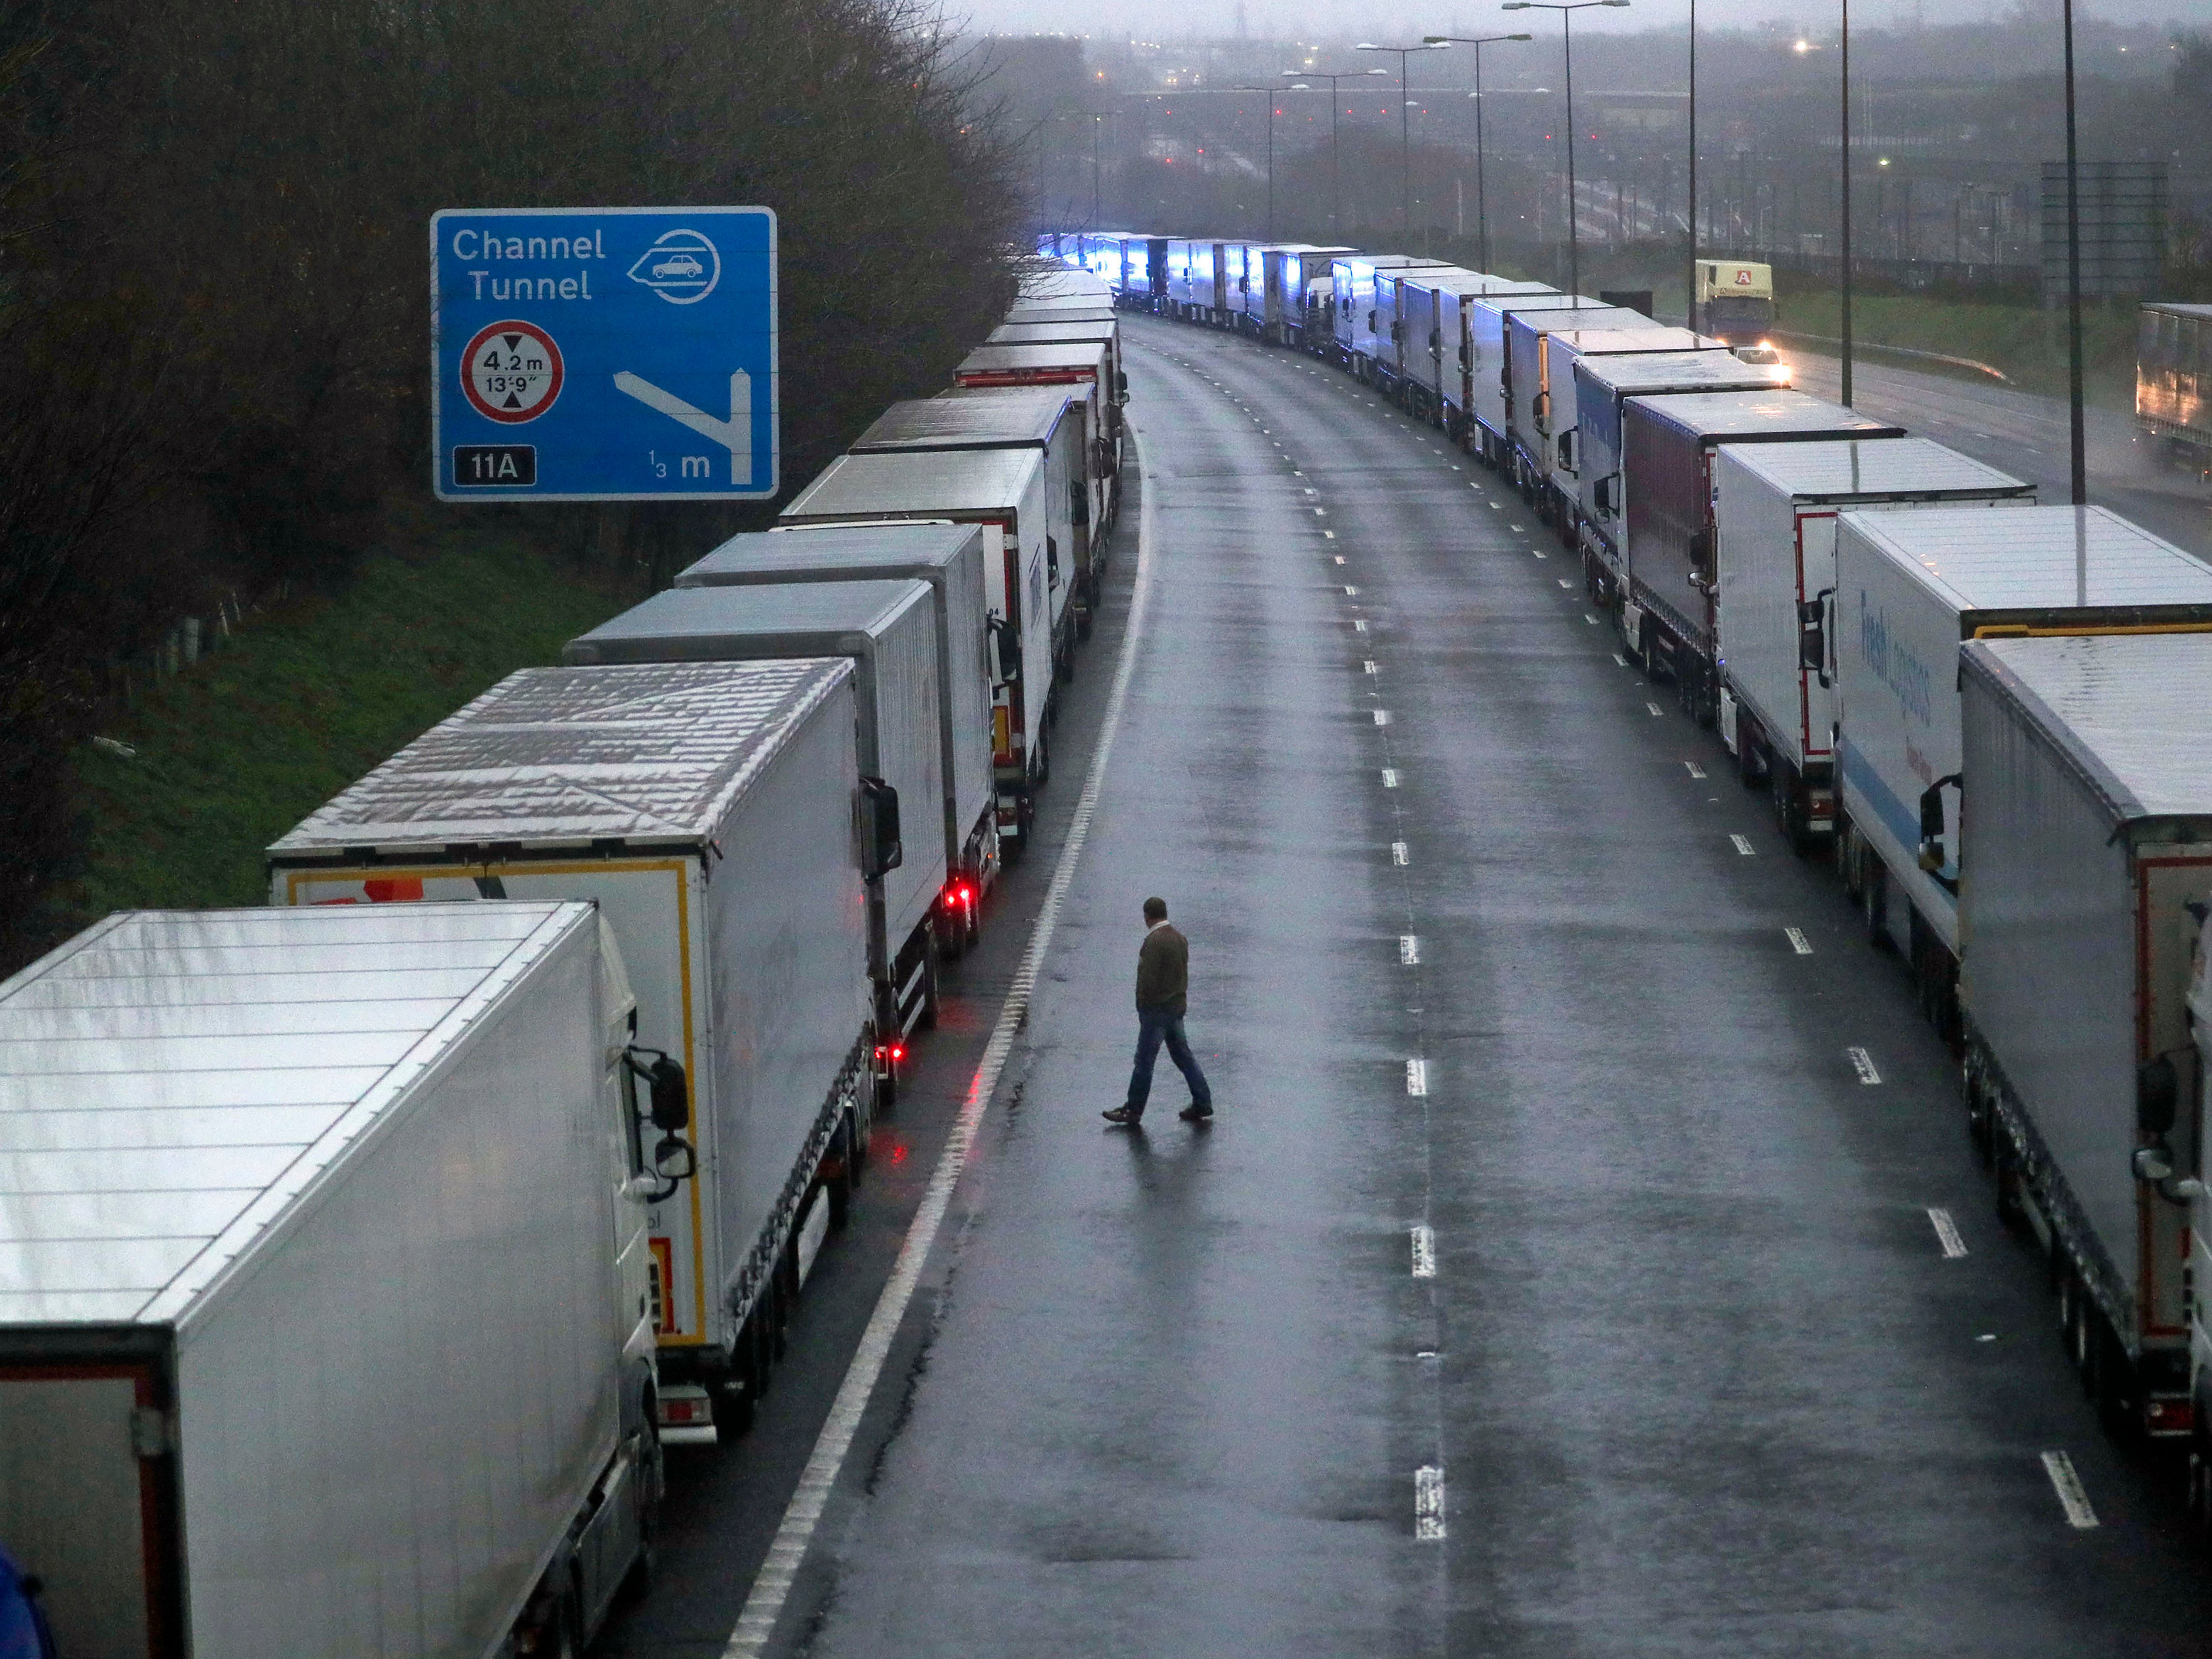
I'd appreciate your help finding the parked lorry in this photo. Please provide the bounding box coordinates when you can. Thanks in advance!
[0,900,676,1657]
[777,446,1060,849]
[1690,258,1776,345]
[1463,292,1607,470]
[856,387,1109,631]
[1532,325,1720,528]
[269,660,880,1444]
[674,524,996,947]
[1835,504,2212,1030]
[1503,303,1660,492]
[1571,351,1795,608]
[954,338,1124,484]
[566,580,946,1069]
[1620,388,1903,721]
[1955,631,2212,1442]
[1714,438,2033,851]
[1370,265,1476,393]
[2136,301,2212,476]
[1330,254,1451,375]
[1266,244,1356,346]
[1168,238,1225,320]
[1397,272,1551,430]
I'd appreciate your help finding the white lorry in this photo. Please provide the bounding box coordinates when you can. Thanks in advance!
[1462,293,1608,472]
[565,580,946,1066]
[675,524,996,949]
[1714,438,2033,850]
[1530,325,1717,529]
[0,901,677,1657]
[268,660,880,1444]
[1956,631,2212,1442]
[1835,505,2212,1032]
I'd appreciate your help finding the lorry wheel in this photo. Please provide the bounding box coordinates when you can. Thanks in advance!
[1862,864,1892,952]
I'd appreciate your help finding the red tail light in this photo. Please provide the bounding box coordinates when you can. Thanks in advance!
[2147,1397,2194,1436]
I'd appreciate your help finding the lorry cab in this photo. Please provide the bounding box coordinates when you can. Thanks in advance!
[1693,259,1777,347]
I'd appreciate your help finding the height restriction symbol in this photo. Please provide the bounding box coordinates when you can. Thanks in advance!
[462,319,564,423]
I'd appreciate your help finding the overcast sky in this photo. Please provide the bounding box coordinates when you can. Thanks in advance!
[957,0,2212,39]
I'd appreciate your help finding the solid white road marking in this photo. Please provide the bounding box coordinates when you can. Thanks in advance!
[1406,1058,1428,1096]
[1848,1046,1882,1084]
[1730,833,1755,855]
[1392,841,1409,865]
[1400,934,1420,964]
[1785,927,1813,955]
[1684,761,1706,779]
[1613,653,1630,668]
[1381,767,1399,787]
[1414,1466,1446,1541]
[718,419,1163,1659]
[1410,1226,1436,1278]
[1373,710,1392,726]
[2041,1451,2099,1529]
[1928,1208,1968,1258]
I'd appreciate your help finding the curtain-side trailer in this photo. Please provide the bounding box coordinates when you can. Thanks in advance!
[268,662,878,1446]
[0,902,671,1657]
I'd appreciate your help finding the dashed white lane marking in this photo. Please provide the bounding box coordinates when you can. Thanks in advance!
[1584,614,1599,625]
[1928,1208,1968,1258]
[1613,653,1630,668]
[1532,550,1548,560]
[1684,761,1707,779]
[1392,841,1409,866]
[1730,833,1755,855]
[1785,927,1813,955]
[1344,585,1360,596]
[1381,767,1399,787]
[719,416,1161,1659]
[1336,555,1347,565]
[1410,1225,1437,1278]
[1557,578,1573,589]
[2041,1451,2100,1529]
[1314,507,1328,516]
[1647,702,1666,717]
[1847,1046,1882,1084]
[1414,1466,1446,1541]
[1305,487,1319,495]
[1373,710,1392,726]
[1400,934,1420,964]
[1406,1058,1428,1096]
[1364,659,1379,673]
[1354,619,1369,633]
[1324,530,1337,540]
[1511,523,1525,532]
[1294,470,1306,476]
[1487,499,1500,509]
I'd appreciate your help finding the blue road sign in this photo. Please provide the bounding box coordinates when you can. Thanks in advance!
[431,206,777,501]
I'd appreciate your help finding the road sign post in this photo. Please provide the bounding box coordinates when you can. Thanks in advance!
[431,206,777,501]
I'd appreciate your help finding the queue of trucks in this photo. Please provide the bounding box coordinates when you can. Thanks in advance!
[0,261,1126,1658]
[1055,227,2212,1497]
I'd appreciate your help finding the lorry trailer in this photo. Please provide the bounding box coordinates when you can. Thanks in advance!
[1395,272,1552,430]
[2136,301,2212,474]
[1462,293,1609,470]
[1620,387,1904,722]
[1713,437,2033,851]
[0,901,671,1657]
[1532,326,1723,527]
[674,523,996,945]
[1265,244,1356,346]
[1956,631,2212,1441]
[777,445,1061,849]
[1503,303,1662,492]
[1330,254,1452,375]
[1834,504,2212,1030]
[268,661,879,1441]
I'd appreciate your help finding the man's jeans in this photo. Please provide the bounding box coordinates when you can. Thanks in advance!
[1126,1007,1211,1116]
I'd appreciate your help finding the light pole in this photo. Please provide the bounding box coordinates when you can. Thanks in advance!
[1422,34,1532,274]
[1356,39,1451,243]
[1235,83,1305,240]
[1501,0,1630,300]
[2060,0,2086,504]
[1284,68,1389,237]
[1841,0,1853,405]
[1687,0,1697,333]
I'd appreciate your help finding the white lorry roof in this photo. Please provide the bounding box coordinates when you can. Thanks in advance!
[854,389,1077,450]
[0,901,588,1326]
[681,522,981,581]
[1630,389,1903,440]
[269,660,852,854]
[956,342,1108,376]
[1579,351,1792,393]
[781,447,1044,520]
[564,579,930,665]
[1964,631,2212,821]
[1725,437,2030,500]
[1843,504,2212,614]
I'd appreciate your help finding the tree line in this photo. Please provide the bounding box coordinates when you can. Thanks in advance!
[0,0,1025,972]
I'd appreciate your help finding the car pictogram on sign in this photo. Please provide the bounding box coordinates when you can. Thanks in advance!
[462,320,564,423]
[651,254,705,280]
[626,230,721,305]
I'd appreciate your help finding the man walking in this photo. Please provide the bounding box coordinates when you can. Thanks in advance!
[1103,897,1214,1126]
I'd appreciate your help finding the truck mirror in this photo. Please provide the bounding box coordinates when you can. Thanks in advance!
[2138,1054,2180,1136]
[1797,598,1827,672]
[2134,1143,2176,1184]
[1594,474,1617,515]
[1918,782,1946,844]
[646,1055,689,1131]
[1070,479,1090,526]
[1689,525,1717,575]
[1046,535,1060,582]
[652,1133,697,1189]
[860,776,903,880]
[1117,370,1129,399]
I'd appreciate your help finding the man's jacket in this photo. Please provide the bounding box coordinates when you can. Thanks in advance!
[1135,923,1189,1015]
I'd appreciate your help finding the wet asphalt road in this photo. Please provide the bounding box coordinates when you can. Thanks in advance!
[605,316,2212,1657]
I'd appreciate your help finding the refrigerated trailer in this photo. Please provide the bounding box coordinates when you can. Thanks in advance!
[1331,254,1452,375]
[778,446,1060,849]
[566,580,946,1054]
[1572,351,1796,607]
[1265,244,1356,346]
[269,662,878,1440]
[1834,505,2212,1030]
[1371,265,1477,392]
[1714,438,2033,848]
[674,524,996,940]
[1397,272,1551,429]
[1956,631,2212,1441]
[1462,293,1608,470]
[1534,326,1722,527]
[0,901,669,1658]
[954,338,1122,484]
[1504,304,1660,491]
[1620,389,1904,722]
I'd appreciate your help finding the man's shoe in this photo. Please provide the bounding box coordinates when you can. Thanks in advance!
[1102,1106,1142,1126]
[1178,1103,1214,1123]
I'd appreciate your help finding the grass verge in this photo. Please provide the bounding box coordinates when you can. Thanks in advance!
[61,511,632,928]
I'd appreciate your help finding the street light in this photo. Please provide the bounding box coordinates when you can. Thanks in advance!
[1840,0,1854,405]
[1355,39,1451,242]
[2060,0,2086,503]
[1235,83,1306,239]
[1422,34,1532,273]
[1284,68,1389,237]
[1500,0,1630,300]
